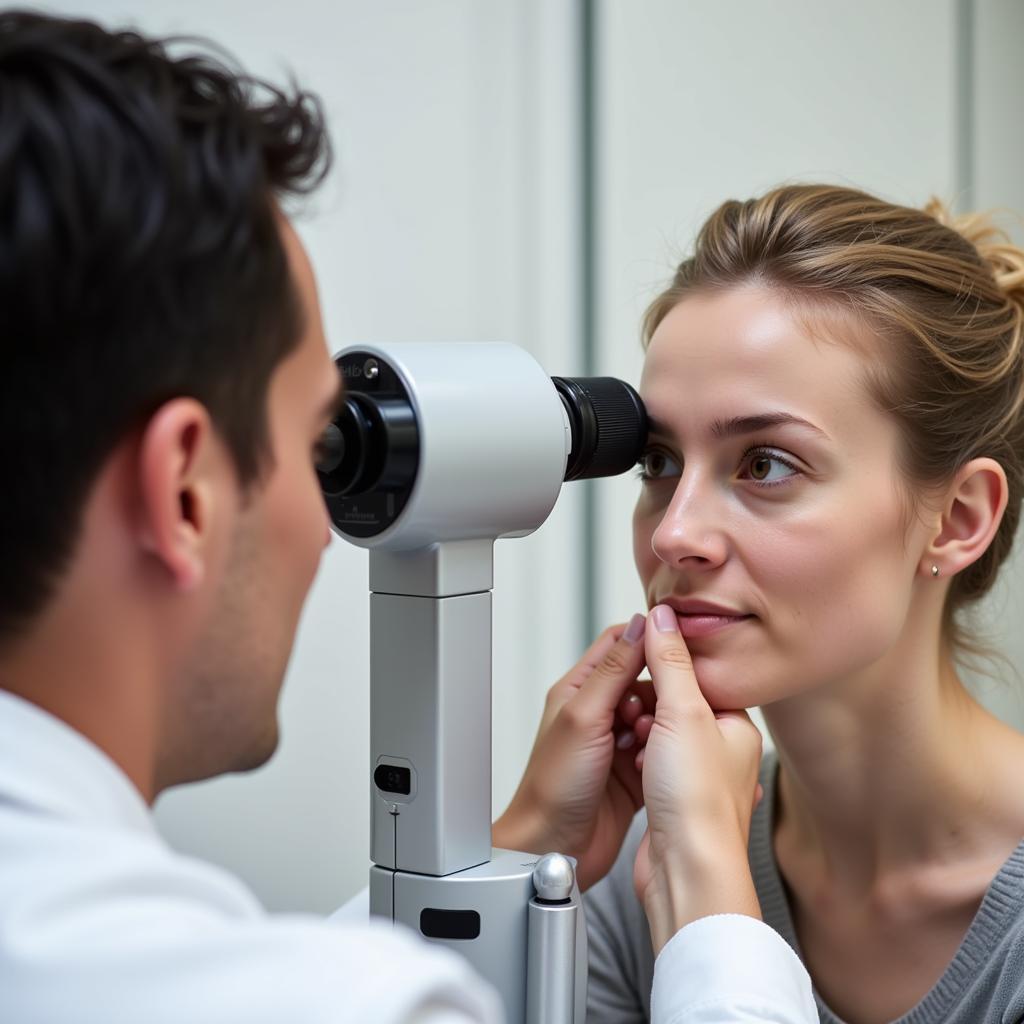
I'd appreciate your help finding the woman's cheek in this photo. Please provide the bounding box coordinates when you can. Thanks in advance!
[632,502,660,590]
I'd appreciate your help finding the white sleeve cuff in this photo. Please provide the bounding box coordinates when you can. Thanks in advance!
[651,914,817,1023]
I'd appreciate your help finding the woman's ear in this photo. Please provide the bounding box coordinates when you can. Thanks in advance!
[134,398,228,592]
[923,457,1008,579]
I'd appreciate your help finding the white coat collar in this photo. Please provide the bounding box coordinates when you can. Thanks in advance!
[0,689,155,835]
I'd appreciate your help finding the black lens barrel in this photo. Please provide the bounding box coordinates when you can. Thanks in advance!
[552,376,648,481]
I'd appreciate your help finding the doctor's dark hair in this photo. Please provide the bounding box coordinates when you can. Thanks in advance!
[642,184,1024,656]
[0,11,331,645]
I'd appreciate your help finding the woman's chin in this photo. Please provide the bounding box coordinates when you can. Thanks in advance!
[690,654,770,712]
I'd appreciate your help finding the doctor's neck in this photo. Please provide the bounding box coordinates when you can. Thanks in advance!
[0,452,196,806]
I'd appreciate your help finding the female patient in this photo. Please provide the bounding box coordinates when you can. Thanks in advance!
[498,184,1024,1024]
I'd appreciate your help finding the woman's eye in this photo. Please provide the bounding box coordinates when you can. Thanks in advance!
[636,449,681,482]
[741,449,798,485]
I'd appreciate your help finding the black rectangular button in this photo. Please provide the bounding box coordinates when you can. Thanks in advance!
[374,764,411,795]
[420,908,481,941]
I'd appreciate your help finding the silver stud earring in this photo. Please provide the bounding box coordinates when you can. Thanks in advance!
[931,565,940,577]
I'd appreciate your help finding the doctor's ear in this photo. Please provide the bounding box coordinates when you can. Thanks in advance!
[134,398,230,592]
[923,457,1008,580]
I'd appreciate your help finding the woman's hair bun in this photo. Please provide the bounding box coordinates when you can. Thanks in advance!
[924,197,1024,314]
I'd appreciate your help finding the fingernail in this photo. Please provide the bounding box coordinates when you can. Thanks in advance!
[652,605,678,633]
[622,613,646,645]
[616,730,635,750]
[626,694,641,706]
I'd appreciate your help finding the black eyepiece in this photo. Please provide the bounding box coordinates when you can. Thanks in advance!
[319,351,421,538]
[552,377,648,481]
[317,395,384,496]
[316,422,346,475]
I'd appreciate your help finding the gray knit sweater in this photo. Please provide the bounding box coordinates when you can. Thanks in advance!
[584,752,1024,1023]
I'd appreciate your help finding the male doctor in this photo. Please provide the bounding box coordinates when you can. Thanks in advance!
[0,11,815,1022]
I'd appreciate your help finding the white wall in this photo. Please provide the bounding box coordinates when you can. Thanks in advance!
[39,0,584,912]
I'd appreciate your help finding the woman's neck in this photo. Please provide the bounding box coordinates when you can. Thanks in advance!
[762,628,1024,894]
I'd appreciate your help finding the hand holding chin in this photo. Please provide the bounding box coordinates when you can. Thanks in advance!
[632,604,764,954]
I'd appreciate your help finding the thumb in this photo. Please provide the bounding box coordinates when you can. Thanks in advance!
[644,604,708,720]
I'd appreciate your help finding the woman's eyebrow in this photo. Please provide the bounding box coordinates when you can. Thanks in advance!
[646,412,831,442]
[710,412,830,440]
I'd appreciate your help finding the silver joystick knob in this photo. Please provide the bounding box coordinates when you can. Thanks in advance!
[532,853,575,902]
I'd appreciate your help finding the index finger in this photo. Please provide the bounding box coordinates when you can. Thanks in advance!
[569,613,648,719]
[562,623,627,692]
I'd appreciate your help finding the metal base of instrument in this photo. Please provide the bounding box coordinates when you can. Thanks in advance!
[370,848,587,1023]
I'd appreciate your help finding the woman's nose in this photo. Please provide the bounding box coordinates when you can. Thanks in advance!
[650,480,728,571]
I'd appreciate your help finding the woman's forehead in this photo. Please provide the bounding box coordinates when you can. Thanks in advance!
[641,288,883,441]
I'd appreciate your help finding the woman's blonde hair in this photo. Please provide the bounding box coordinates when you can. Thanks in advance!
[642,184,1024,652]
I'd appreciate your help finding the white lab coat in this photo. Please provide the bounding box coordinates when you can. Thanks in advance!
[0,689,815,1023]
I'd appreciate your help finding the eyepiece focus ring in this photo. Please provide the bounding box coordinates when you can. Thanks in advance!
[553,376,648,481]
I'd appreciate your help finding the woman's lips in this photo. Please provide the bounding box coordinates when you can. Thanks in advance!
[675,613,753,639]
